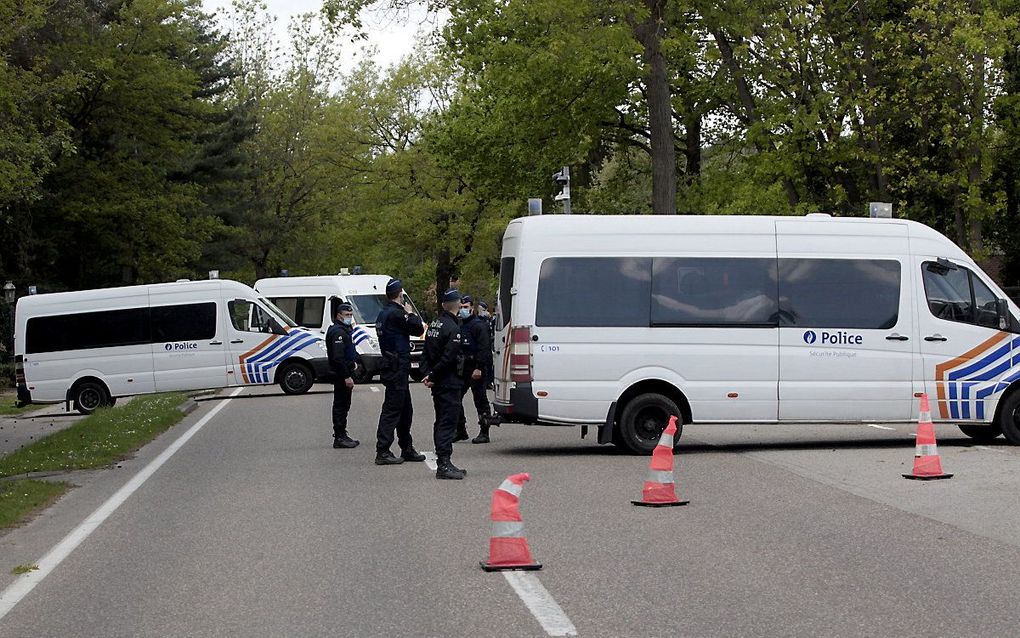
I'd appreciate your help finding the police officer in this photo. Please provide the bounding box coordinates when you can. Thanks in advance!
[325,301,360,449]
[455,296,495,444]
[477,300,496,390]
[374,278,427,465]
[422,289,467,480]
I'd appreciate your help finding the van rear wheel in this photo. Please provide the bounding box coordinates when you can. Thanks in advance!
[997,392,1020,444]
[72,380,111,415]
[278,362,314,395]
[617,393,683,454]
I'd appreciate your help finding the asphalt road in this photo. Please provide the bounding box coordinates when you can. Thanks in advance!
[2,383,1020,637]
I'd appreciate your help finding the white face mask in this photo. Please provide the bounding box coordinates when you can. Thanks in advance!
[457,308,471,319]
[478,310,490,318]
[341,317,353,326]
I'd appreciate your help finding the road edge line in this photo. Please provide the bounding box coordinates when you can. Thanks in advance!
[503,571,577,637]
[0,387,244,621]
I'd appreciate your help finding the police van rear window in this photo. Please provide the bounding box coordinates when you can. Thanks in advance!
[498,257,515,326]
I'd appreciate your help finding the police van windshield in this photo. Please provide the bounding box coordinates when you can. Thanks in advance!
[349,294,419,326]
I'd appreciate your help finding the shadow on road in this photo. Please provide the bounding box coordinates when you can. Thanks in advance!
[499,436,1014,457]
[193,389,335,402]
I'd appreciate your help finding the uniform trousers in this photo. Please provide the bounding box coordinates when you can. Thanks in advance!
[376,364,414,453]
[432,383,463,458]
[332,379,352,438]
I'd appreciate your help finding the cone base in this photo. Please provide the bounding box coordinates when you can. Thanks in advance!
[480,561,543,572]
[902,473,954,480]
[631,499,690,507]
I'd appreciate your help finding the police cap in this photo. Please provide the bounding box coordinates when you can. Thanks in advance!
[460,294,473,305]
[385,278,402,293]
[336,302,353,313]
[442,288,461,303]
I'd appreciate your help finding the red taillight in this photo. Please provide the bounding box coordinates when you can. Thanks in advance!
[14,355,26,385]
[510,326,532,382]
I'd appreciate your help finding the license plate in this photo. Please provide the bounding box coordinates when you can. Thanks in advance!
[411,362,419,369]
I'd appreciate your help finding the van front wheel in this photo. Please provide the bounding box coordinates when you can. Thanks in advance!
[278,362,314,395]
[617,393,683,454]
[72,380,111,415]
[997,391,1020,444]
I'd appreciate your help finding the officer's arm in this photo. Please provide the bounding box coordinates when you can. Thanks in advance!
[429,327,460,378]
[474,321,491,357]
[398,312,425,337]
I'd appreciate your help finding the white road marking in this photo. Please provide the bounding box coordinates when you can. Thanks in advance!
[503,571,578,637]
[369,386,380,393]
[0,387,243,621]
[422,450,438,471]
[865,424,896,431]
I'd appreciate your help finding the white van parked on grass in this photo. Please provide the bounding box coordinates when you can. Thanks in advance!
[14,279,329,414]
[254,275,426,382]
[492,214,1020,453]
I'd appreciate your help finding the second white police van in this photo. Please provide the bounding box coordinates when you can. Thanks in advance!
[14,279,329,414]
[493,214,1020,453]
[254,274,426,382]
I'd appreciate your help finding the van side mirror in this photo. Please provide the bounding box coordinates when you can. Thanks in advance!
[997,298,1010,330]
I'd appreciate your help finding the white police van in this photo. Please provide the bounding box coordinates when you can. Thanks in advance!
[254,275,426,382]
[492,214,1020,453]
[14,279,329,414]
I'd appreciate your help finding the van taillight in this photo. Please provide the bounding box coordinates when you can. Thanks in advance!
[510,326,532,382]
[14,355,26,385]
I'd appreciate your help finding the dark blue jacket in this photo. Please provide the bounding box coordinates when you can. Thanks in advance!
[423,311,463,388]
[326,321,358,379]
[376,300,424,363]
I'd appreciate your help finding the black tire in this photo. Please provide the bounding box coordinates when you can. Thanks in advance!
[351,357,372,384]
[72,380,111,415]
[997,391,1020,444]
[616,392,684,454]
[278,362,314,395]
[958,423,1002,442]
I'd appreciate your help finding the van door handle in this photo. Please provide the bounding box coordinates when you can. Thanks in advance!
[209,340,223,345]
[924,334,948,342]
[230,339,244,344]
[885,334,909,341]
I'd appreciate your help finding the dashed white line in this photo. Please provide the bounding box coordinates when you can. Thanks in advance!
[866,424,896,431]
[422,450,438,471]
[0,387,243,621]
[974,445,1006,453]
[503,571,577,636]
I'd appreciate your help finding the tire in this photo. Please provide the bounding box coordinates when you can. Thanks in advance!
[957,423,1002,442]
[278,362,314,395]
[997,391,1020,444]
[72,380,111,415]
[351,357,372,384]
[616,392,684,454]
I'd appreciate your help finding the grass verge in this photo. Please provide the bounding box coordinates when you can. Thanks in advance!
[0,479,71,529]
[0,394,40,417]
[0,392,187,478]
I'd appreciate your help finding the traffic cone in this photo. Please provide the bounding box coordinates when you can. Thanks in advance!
[632,415,689,507]
[480,473,542,571]
[903,393,953,481]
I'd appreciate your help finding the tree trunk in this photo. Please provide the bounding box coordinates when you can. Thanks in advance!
[683,110,701,181]
[633,0,676,214]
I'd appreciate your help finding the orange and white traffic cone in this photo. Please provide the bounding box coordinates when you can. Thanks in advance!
[632,415,689,507]
[480,473,542,571]
[903,393,953,481]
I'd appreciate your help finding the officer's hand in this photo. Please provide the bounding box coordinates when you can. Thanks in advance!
[472,369,482,380]
[345,377,355,390]
[422,376,433,388]
[403,302,414,314]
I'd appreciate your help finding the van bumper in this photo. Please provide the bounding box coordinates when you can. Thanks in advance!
[493,383,538,424]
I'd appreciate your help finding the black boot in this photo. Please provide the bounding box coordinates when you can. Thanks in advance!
[472,424,490,444]
[374,451,404,465]
[436,457,466,480]
[400,446,426,462]
[333,434,360,449]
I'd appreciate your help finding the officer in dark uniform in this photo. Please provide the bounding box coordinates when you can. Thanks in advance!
[478,300,496,390]
[325,301,360,449]
[422,289,467,480]
[374,278,427,465]
[455,295,495,444]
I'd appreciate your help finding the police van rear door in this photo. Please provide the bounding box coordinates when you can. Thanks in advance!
[776,220,914,421]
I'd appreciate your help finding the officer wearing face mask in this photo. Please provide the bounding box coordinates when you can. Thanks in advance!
[422,289,467,480]
[477,300,496,390]
[455,295,495,444]
[325,300,359,449]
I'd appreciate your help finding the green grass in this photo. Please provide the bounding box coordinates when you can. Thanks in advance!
[0,479,70,529]
[0,394,40,417]
[0,393,187,478]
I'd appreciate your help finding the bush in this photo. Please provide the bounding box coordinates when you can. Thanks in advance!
[0,362,13,389]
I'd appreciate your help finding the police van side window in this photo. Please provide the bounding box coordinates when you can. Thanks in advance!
[269,297,323,328]
[651,258,778,326]
[498,257,515,328]
[922,262,999,328]
[537,257,651,327]
[229,300,282,334]
[26,308,151,354]
[151,303,217,342]
[779,259,900,329]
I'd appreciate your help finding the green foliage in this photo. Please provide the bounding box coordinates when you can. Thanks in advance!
[0,480,69,529]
